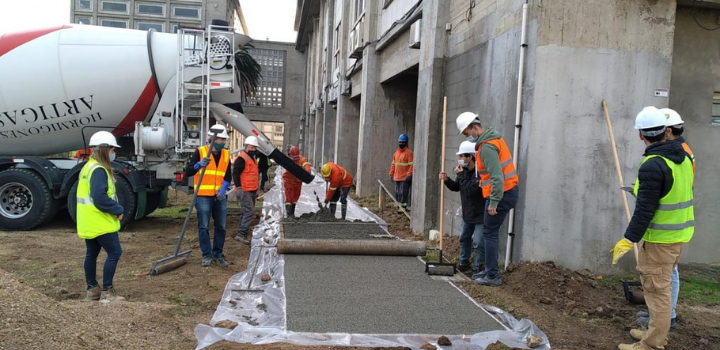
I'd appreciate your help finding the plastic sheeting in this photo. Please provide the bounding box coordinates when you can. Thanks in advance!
[195,169,551,350]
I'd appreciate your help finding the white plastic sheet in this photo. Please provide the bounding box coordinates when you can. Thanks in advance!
[195,170,551,350]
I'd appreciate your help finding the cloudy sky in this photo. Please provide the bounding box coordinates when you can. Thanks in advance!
[0,0,298,42]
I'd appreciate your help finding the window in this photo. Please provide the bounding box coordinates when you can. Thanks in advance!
[76,0,92,11]
[246,49,285,108]
[77,17,91,25]
[100,1,128,14]
[137,22,164,32]
[100,19,128,28]
[356,0,366,20]
[137,3,165,16]
[172,6,201,19]
[713,92,720,117]
[275,125,283,132]
[333,22,340,74]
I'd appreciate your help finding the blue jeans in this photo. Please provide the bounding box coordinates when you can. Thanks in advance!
[671,264,679,319]
[195,196,227,258]
[483,187,519,280]
[460,220,484,271]
[84,232,122,290]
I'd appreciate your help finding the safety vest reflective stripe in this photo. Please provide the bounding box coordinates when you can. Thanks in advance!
[477,159,513,175]
[648,221,695,231]
[76,158,120,239]
[329,187,337,190]
[342,170,347,180]
[658,199,694,211]
[393,162,414,166]
[480,171,518,187]
[195,146,230,196]
[199,170,226,177]
[302,162,309,167]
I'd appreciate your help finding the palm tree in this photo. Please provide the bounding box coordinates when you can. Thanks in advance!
[234,44,262,102]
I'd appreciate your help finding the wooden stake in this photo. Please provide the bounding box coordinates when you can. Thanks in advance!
[439,96,448,250]
[602,100,639,261]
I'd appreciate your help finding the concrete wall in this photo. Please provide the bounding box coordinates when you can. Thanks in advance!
[242,41,307,149]
[517,0,677,272]
[441,0,536,239]
[668,6,720,264]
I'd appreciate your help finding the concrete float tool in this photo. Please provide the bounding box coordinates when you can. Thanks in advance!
[149,132,219,275]
[425,96,456,276]
[603,100,644,304]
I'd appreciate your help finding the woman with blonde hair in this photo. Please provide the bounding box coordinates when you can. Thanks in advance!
[76,131,125,301]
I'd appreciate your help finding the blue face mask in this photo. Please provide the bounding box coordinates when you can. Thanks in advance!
[466,135,479,143]
[109,153,116,162]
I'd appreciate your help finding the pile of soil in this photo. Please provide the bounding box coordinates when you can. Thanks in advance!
[502,261,636,319]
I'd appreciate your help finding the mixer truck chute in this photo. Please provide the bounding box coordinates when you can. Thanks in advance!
[0,23,312,231]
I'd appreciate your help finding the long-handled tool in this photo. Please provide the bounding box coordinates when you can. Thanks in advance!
[426,96,456,276]
[149,132,219,275]
[602,100,639,261]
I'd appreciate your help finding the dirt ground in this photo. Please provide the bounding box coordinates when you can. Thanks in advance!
[0,185,718,350]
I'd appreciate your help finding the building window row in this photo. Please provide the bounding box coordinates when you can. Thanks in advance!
[75,0,201,20]
[246,49,286,108]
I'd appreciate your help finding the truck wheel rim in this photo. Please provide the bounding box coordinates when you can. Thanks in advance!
[0,182,33,219]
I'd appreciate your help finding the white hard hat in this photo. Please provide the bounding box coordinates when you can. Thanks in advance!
[456,141,476,155]
[634,106,667,136]
[208,124,229,138]
[661,108,684,126]
[244,136,259,147]
[89,131,120,148]
[456,112,479,133]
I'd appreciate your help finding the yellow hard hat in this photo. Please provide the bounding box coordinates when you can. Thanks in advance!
[321,163,332,178]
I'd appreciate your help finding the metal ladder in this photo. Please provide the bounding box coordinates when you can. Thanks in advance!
[175,24,236,154]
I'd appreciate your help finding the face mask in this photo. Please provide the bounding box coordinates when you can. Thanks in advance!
[109,153,116,162]
[457,159,466,167]
[248,150,257,157]
[213,142,225,151]
[399,143,407,149]
[466,135,479,143]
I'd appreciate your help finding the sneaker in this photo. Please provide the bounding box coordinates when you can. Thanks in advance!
[101,286,125,302]
[86,285,101,301]
[201,255,213,267]
[617,342,644,350]
[234,234,251,245]
[638,316,677,331]
[213,254,229,267]
[629,329,668,346]
[475,276,502,287]
[472,270,487,280]
[636,310,649,318]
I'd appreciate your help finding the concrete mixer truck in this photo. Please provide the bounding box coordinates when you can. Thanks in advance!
[0,23,312,231]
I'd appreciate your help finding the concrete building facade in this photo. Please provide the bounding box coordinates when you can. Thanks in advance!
[295,0,720,272]
[228,41,307,157]
[70,0,247,34]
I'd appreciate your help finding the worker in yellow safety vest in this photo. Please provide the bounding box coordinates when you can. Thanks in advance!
[76,131,125,302]
[612,107,694,350]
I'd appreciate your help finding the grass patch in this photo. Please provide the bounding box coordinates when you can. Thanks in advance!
[167,292,196,307]
[680,276,720,306]
[149,206,187,219]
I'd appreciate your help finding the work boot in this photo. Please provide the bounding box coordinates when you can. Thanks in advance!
[101,286,125,302]
[629,329,668,346]
[213,254,229,267]
[289,204,296,217]
[471,270,487,280]
[86,285,101,301]
[234,233,251,245]
[329,204,337,216]
[637,311,649,318]
[341,204,347,220]
[638,316,678,331]
[617,343,644,350]
[458,264,472,273]
[202,255,213,267]
[475,276,502,287]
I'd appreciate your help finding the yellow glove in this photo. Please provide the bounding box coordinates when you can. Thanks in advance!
[611,238,634,265]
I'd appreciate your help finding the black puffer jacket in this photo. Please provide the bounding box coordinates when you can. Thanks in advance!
[444,168,486,224]
[624,141,690,243]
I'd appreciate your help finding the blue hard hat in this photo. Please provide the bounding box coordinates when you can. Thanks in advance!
[398,133,409,142]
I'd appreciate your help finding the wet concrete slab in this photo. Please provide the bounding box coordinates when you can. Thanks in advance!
[283,254,505,335]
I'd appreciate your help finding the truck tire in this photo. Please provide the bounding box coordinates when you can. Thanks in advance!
[143,192,162,217]
[67,176,137,230]
[0,169,56,231]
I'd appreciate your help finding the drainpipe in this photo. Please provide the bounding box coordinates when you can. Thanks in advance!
[505,0,529,271]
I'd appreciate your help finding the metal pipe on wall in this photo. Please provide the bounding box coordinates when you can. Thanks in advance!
[505,0,529,271]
